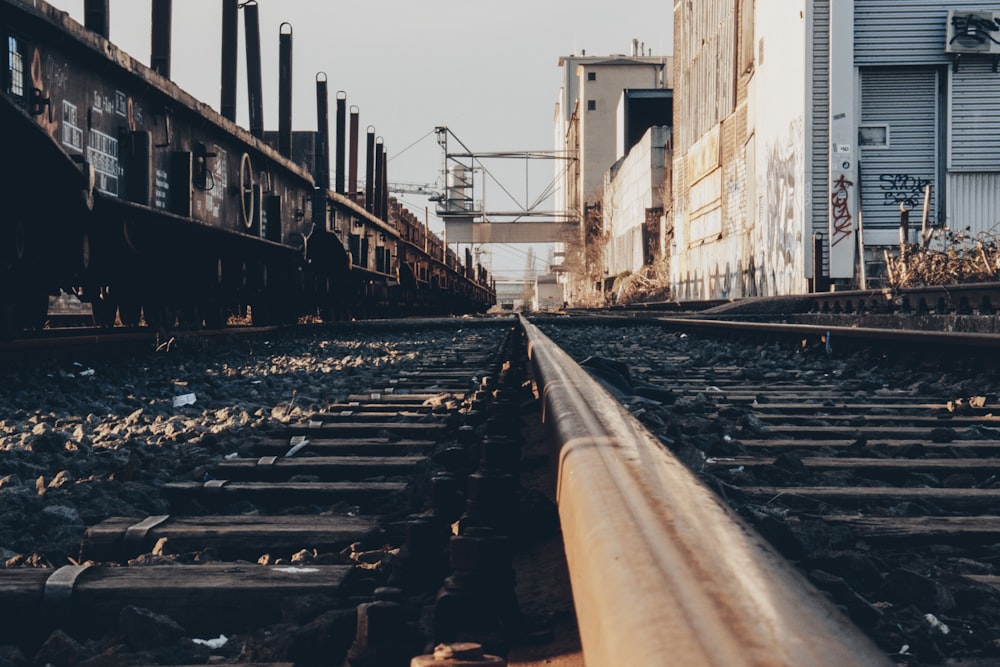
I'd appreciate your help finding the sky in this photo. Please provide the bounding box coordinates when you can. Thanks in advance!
[47,0,674,280]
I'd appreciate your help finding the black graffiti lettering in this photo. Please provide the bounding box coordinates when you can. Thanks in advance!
[878,173,930,210]
[950,13,1000,48]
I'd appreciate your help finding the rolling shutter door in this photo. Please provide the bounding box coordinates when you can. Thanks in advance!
[859,67,938,233]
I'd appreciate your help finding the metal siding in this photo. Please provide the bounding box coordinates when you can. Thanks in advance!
[947,172,1000,231]
[811,0,830,273]
[951,58,1000,171]
[854,0,998,65]
[859,68,938,232]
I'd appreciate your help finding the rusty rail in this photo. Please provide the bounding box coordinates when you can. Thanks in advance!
[520,314,891,666]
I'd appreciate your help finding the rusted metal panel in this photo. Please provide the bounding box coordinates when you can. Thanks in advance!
[1,0,314,235]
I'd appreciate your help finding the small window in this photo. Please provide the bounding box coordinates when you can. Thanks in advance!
[858,124,889,148]
[587,72,596,81]
[587,100,596,111]
[7,35,24,99]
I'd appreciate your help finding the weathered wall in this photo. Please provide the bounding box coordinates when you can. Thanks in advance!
[671,0,808,299]
[605,126,668,277]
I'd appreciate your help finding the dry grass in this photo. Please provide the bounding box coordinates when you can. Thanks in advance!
[884,227,1000,288]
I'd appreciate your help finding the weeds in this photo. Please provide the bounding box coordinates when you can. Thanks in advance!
[884,227,1000,288]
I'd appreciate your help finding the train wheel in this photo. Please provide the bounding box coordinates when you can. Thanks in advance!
[249,301,269,326]
[0,290,49,337]
[91,287,117,328]
[203,302,229,329]
[2,220,26,273]
[118,297,142,327]
[143,299,176,331]
[177,304,202,330]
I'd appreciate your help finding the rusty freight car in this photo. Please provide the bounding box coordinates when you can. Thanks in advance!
[0,0,493,335]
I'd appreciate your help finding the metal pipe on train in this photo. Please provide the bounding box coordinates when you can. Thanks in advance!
[83,0,108,38]
[379,141,389,220]
[349,106,360,202]
[244,0,264,138]
[150,0,172,79]
[365,127,376,214]
[0,0,495,334]
[314,74,330,190]
[335,92,347,195]
[374,137,385,219]
[278,23,293,159]
[220,0,238,122]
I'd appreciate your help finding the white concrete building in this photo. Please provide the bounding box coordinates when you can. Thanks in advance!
[672,0,1000,299]
[604,125,670,278]
[554,46,672,301]
[555,50,671,218]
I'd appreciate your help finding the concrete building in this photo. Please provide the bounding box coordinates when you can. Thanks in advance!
[554,44,672,302]
[672,0,1000,299]
[604,125,670,279]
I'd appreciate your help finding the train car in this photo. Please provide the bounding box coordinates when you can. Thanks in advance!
[0,0,493,335]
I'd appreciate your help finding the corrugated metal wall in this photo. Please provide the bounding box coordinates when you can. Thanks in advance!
[951,58,1000,171]
[676,0,736,152]
[859,68,938,233]
[855,0,997,65]
[810,0,830,276]
[948,173,1000,231]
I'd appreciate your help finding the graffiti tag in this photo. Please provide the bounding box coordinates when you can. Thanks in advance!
[30,49,59,139]
[830,174,854,248]
[879,173,930,210]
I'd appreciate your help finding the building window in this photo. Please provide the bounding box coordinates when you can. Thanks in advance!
[587,72,596,81]
[859,124,890,148]
[7,35,24,99]
[587,100,596,111]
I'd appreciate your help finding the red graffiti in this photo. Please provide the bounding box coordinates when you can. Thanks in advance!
[830,174,854,248]
[30,49,58,140]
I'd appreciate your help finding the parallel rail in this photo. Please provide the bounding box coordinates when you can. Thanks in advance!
[521,315,891,666]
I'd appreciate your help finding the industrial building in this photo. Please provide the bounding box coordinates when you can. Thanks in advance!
[671,1,1000,299]
[553,45,673,303]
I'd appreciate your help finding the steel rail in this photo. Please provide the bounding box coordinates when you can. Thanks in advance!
[649,316,1000,349]
[538,313,1000,350]
[519,314,891,666]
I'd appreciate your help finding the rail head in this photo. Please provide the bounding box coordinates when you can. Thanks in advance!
[519,315,891,666]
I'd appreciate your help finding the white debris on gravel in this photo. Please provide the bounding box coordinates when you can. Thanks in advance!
[0,326,502,567]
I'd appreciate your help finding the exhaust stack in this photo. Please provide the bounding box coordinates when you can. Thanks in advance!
[84,0,109,38]
[314,73,330,190]
[244,0,264,138]
[365,127,376,214]
[220,0,238,121]
[278,23,293,158]
[335,92,347,195]
[150,0,172,78]
[348,106,360,201]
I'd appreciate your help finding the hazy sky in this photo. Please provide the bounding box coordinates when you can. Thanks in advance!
[47,0,674,278]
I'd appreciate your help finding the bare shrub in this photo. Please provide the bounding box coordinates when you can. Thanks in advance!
[884,227,1000,288]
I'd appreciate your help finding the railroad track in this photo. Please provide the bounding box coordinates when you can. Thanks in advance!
[533,314,1000,665]
[1,319,558,665]
[9,312,999,666]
